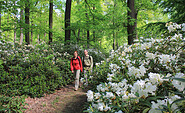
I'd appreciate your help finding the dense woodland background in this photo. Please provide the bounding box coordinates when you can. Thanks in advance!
[1,0,184,51]
[0,0,185,112]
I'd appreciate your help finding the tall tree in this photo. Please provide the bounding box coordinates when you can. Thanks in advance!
[113,0,116,50]
[30,16,34,43]
[85,0,90,48]
[49,0,53,44]
[25,0,30,44]
[13,1,17,43]
[20,9,23,44]
[77,0,80,43]
[65,0,72,44]
[127,0,136,45]
[0,11,1,37]
[93,4,95,42]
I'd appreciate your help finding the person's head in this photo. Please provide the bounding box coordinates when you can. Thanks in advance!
[74,51,78,57]
[84,50,88,56]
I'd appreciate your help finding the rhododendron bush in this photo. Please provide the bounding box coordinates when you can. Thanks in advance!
[85,23,185,113]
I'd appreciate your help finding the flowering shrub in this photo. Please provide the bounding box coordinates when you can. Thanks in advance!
[0,37,74,97]
[84,23,185,113]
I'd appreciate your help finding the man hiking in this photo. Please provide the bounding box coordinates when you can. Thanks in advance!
[82,50,93,86]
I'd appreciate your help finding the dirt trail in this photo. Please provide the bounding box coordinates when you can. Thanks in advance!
[25,83,88,113]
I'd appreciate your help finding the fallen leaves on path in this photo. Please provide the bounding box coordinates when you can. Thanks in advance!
[24,83,87,113]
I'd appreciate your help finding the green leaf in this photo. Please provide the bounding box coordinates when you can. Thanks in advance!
[146,96,165,102]
[0,106,9,111]
[139,101,152,107]
[171,98,185,106]
[173,78,185,82]
[142,108,150,113]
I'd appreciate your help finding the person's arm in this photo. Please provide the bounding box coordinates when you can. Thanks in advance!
[79,56,83,72]
[70,58,74,72]
[90,56,93,69]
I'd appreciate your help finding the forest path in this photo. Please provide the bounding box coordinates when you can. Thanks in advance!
[25,83,88,113]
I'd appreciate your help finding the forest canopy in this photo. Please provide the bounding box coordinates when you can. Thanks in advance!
[0,0,176,51]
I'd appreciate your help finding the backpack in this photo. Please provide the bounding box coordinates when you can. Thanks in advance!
[82,56,91,66]
[72,56,80,64]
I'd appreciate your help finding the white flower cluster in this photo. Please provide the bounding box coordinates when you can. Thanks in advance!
[109,63,121,73]
[128,65,146,78]
[86,22,185,112]
[166,22,181,33]
[172,73,185,92]
[149,95,181,113]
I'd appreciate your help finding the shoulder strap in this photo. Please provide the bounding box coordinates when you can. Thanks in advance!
[89,56,91,61]
[77,56,80,64]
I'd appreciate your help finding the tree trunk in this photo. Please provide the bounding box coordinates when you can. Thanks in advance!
[31,25,33,43]
[20,9,23,44]
[49,0,53,44]
[113,1,116,50]
[31,17,33,44]
[113,31,116,50]
[93,5,95,42]
[77,29,80,43]
[14,25,16,43]
[127,0,136,45]
[13,1,16,43]
[85,0,90,48]
[135,12,138,39]
[65,0,72,44]
[116,31,119,49]
[87,30,90,48]
[77,0,80,43]
[25,0,30,45]
[0,11,1,37]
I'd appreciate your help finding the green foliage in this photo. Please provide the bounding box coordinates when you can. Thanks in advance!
[0,95,27,113]
[0,39,74,98]
[157,0,185,23]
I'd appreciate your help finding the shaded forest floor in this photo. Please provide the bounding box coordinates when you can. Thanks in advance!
[24,82,88,113]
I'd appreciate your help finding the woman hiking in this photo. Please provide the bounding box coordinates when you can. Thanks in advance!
[70,51,83,91]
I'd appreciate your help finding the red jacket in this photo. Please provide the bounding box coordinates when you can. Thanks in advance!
[70,56,83,72]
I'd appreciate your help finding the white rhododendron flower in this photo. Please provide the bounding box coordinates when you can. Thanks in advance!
[145,82,157,95]
[115,110,123,113]
[104,104,111,111]
[139,65,146,76]
[98,103,104,111]
[149,95,181,113]
[94,92,101,99]
[97,84,108,92]
[80,78,85,83]
[149,108,162,113]
[146,52,155,59]
[95,63,101,66]
[172,73,185,91]
[87,90,94,102]
[168,25,174,32]
[107,73,114,81]
[149,72,164,84]
[105,92,115,98]
[182,23,185,31]
[109,63,121,73]
[159,54,171,63]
